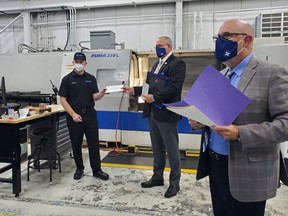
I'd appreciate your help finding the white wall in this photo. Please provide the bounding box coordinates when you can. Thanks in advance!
[0,0,288,54]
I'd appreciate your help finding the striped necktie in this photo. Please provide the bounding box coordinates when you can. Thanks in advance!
[203,127,210,152]
[225,70,235,79]
[154,60,164,74]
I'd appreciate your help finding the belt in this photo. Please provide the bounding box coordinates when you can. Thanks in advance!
[207,148,228,160]
[76,107,94,114]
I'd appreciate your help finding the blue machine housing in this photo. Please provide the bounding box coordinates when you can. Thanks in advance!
[97,110,201,134]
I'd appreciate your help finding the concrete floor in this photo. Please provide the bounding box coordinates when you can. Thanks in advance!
[0,150,288,216]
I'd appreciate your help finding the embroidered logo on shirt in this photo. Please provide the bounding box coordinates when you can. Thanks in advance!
[71,82,77,84]
[85,80,92,83]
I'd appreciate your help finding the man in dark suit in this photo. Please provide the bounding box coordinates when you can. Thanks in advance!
[189,19,288,216]
[124,36,186,198]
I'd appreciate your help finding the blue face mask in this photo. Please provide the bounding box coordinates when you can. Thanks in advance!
[156,46,166,58]
[215,36,239,62]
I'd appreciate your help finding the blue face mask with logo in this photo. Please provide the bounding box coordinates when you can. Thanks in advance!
[156,46,166,58]
[215,36,238,62]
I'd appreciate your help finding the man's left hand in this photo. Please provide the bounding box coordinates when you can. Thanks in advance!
[211,125,239,141]
[142,94,155,103]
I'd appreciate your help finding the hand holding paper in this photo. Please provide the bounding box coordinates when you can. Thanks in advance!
[106,85,124,93]
[188,119,205,130]
[164,65,251,126]
[145,72,170,109]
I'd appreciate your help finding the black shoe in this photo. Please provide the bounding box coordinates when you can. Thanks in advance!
[93,169,109,180]
[164,185,180,198]
[141,179,164,188]
[73,169,84,180]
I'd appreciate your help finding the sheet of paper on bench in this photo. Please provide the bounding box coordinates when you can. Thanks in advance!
[106,85,124,93]
[164,65,251,126]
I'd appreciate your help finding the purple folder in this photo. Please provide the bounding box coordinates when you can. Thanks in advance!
[164,65,251,126]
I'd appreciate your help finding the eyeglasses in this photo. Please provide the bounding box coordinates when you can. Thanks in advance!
[213,32,247,40]
[155,44,168,48]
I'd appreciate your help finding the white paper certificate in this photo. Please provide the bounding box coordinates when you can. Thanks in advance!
[141,82,149,100]
[106,85,124,93]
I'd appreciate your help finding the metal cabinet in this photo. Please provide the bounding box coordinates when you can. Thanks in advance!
[30,112,71,159]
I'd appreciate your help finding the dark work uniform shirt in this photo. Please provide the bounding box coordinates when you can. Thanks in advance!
[58,70,99,110]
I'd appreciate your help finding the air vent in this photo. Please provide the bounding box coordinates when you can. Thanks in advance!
[255,12,288,43]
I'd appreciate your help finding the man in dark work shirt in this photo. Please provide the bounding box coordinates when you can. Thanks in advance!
[58,52,109,181]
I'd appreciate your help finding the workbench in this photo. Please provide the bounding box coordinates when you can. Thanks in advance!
[0,105,70,197]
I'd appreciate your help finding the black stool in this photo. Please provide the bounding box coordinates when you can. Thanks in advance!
[27,127,61,182]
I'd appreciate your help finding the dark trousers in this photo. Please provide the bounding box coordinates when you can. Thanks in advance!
[66,109,101,171]
[148,109,181,186]
[207,153,266,216]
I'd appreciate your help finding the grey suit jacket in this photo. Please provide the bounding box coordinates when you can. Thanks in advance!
[197,56,288,202]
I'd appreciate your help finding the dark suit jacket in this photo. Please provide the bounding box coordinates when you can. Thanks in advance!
[134,54,186,122]
[197,57,288,202]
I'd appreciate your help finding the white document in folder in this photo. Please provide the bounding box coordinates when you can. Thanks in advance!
[166,106,215,126]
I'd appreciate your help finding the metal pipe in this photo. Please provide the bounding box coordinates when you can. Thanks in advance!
[193,12,196,50]
[30,13,175,26]
[175,0,183,50]
[199,11,202,49]
[68,6,73,50]
[64,6,73,50]
[60,5,77,50]
[183,5,288,15]
[67,6,72,49]
[72,6,77,51]
[30,20,70,26]
[0,0,196,14]
[23,12,31,46]
[79,40,90,49]
[0,13,23,35]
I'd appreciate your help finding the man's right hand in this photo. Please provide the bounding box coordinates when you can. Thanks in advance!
[188,119,204,130]
[122,86,134,94]
[72,113,82,122]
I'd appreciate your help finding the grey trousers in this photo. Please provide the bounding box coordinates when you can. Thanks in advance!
[148,110,181,186]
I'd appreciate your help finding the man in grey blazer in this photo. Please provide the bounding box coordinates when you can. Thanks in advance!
[189,19,288,216]
[124,36,186,198]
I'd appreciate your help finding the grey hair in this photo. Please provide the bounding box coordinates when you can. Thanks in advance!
[159,36,172,46]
